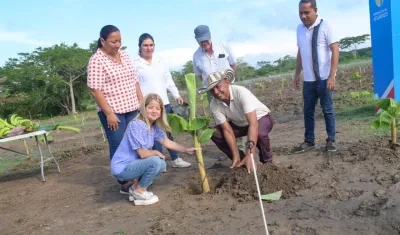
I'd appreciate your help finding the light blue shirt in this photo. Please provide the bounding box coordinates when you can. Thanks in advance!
[192,42,236,87]
[110,119,165,175]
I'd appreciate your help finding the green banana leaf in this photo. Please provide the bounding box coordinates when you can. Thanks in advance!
[167,113,188,133]
[187,117,209,131]
[198,128,215,143]
[35,124,80,133]
[261,190,282,201]
[185,73,197,120]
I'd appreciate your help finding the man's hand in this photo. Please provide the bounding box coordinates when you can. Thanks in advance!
[236,154,254,173]
[230,156,241,169]
[293,74,301,90]
[327,76,335,91]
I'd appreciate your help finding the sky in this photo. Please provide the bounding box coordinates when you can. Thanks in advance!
[0,0,371,70]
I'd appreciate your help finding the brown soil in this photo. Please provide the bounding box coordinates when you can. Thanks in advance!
[1,65,400,235]
[214,164,307,200]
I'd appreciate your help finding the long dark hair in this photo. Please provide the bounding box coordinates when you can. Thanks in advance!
[138,33,154,55]
[97,25,120,50]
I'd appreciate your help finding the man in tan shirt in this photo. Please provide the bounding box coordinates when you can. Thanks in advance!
[198,69,274,172]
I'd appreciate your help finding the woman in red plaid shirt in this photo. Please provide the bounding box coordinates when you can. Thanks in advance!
[87,25,143,194]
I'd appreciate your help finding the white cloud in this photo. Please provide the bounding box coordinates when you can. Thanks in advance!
[154,47,197,70]
[0,29,54,46]
[156,1,371,70]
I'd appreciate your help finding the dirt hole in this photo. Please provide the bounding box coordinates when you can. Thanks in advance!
[185,164,307,200]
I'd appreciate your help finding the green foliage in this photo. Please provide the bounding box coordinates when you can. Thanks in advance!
[352,71,362,80]
[167,113,213,143]
[0,43,93,118]
[371,98,400,148]
[339,34,370,60]
[167,73,215,143]
[371,98,400,130]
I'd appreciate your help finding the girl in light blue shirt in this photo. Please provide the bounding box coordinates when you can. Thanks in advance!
[111,93,196,206]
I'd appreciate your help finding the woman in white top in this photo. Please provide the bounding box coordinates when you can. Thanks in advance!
[132,33,191,168]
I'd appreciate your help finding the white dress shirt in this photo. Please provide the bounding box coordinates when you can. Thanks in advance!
[132,56,180,105]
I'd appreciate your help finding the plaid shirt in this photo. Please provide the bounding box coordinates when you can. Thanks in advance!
[87,49,140,114]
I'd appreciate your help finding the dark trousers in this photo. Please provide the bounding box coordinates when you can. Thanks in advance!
[211,114,274,163]
[303,80,336,143]
[153,104,179,160]
[98,110,139,185]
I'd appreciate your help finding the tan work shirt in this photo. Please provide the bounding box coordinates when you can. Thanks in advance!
[210,85,270,127]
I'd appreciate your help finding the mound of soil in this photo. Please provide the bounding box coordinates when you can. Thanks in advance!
[338,138,400,164]
[214,164,307,201]
[56,144,106,162]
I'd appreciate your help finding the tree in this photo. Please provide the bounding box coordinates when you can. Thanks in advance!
[171,60,196,90]
[1,43,92,117]
[339,34,370,60]
[235,57,255,81]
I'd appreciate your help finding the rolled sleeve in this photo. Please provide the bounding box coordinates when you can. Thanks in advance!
[325,22,339,46]
[154,126,165,142]
[193,54,201,76]
[224,43,236,65]
[164,65,180,99]
[87,57,105,90]
[238,87,257,114]
[127,121,149,150]
[296,24,301,47]
[210,102,227,125]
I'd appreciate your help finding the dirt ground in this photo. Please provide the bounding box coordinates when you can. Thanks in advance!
[1,66,400,235]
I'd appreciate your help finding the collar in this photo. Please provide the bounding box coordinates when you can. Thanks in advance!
[201,42,213,53]
[97,48,122,60]
[303,15,321,29]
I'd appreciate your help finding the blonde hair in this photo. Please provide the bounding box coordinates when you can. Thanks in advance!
[136,93,172,132]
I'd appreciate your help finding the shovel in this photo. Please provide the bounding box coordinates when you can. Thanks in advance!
[246,140,269,235]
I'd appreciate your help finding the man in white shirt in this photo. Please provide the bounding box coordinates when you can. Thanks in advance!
[192,25,245,153]
[293,0,339,153]
[199,69,274,173]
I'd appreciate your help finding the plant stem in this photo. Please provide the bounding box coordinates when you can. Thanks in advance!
[194,135,210,193]
[392,119,397,147]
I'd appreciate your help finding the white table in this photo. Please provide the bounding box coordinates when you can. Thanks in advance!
[0,130,61,181]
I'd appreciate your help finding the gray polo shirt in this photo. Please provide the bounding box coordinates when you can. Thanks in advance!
[193,42,236,88]
[210,85,270,127]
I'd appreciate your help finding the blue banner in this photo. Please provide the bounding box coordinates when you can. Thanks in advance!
[369,0,395,100]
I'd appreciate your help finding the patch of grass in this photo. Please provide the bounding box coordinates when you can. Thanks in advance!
[113,229,132,235]
[0,156,27,174]
[336,104,376,120]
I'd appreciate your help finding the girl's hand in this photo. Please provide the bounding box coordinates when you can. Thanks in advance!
[185,147,198,155]
[153,150,166,160]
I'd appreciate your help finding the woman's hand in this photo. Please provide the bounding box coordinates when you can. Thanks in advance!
[176,97,184,104]
[106,113,120,131]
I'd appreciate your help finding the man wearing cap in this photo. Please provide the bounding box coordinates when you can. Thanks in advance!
[192,25,237,95]
[199,69,274,172]
[192,24,245,154]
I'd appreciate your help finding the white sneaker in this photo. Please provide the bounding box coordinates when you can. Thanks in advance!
[128,187,153,202]
[172,158,191,168]
[129,189,159,206]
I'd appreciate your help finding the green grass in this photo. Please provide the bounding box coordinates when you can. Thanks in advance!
[0,156,27,174]
[336,104,376,120]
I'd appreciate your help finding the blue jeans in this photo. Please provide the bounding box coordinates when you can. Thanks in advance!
[303,80,336,143]
[98,110,139,185]
[114,156,166,189]
[153,104,179,161]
